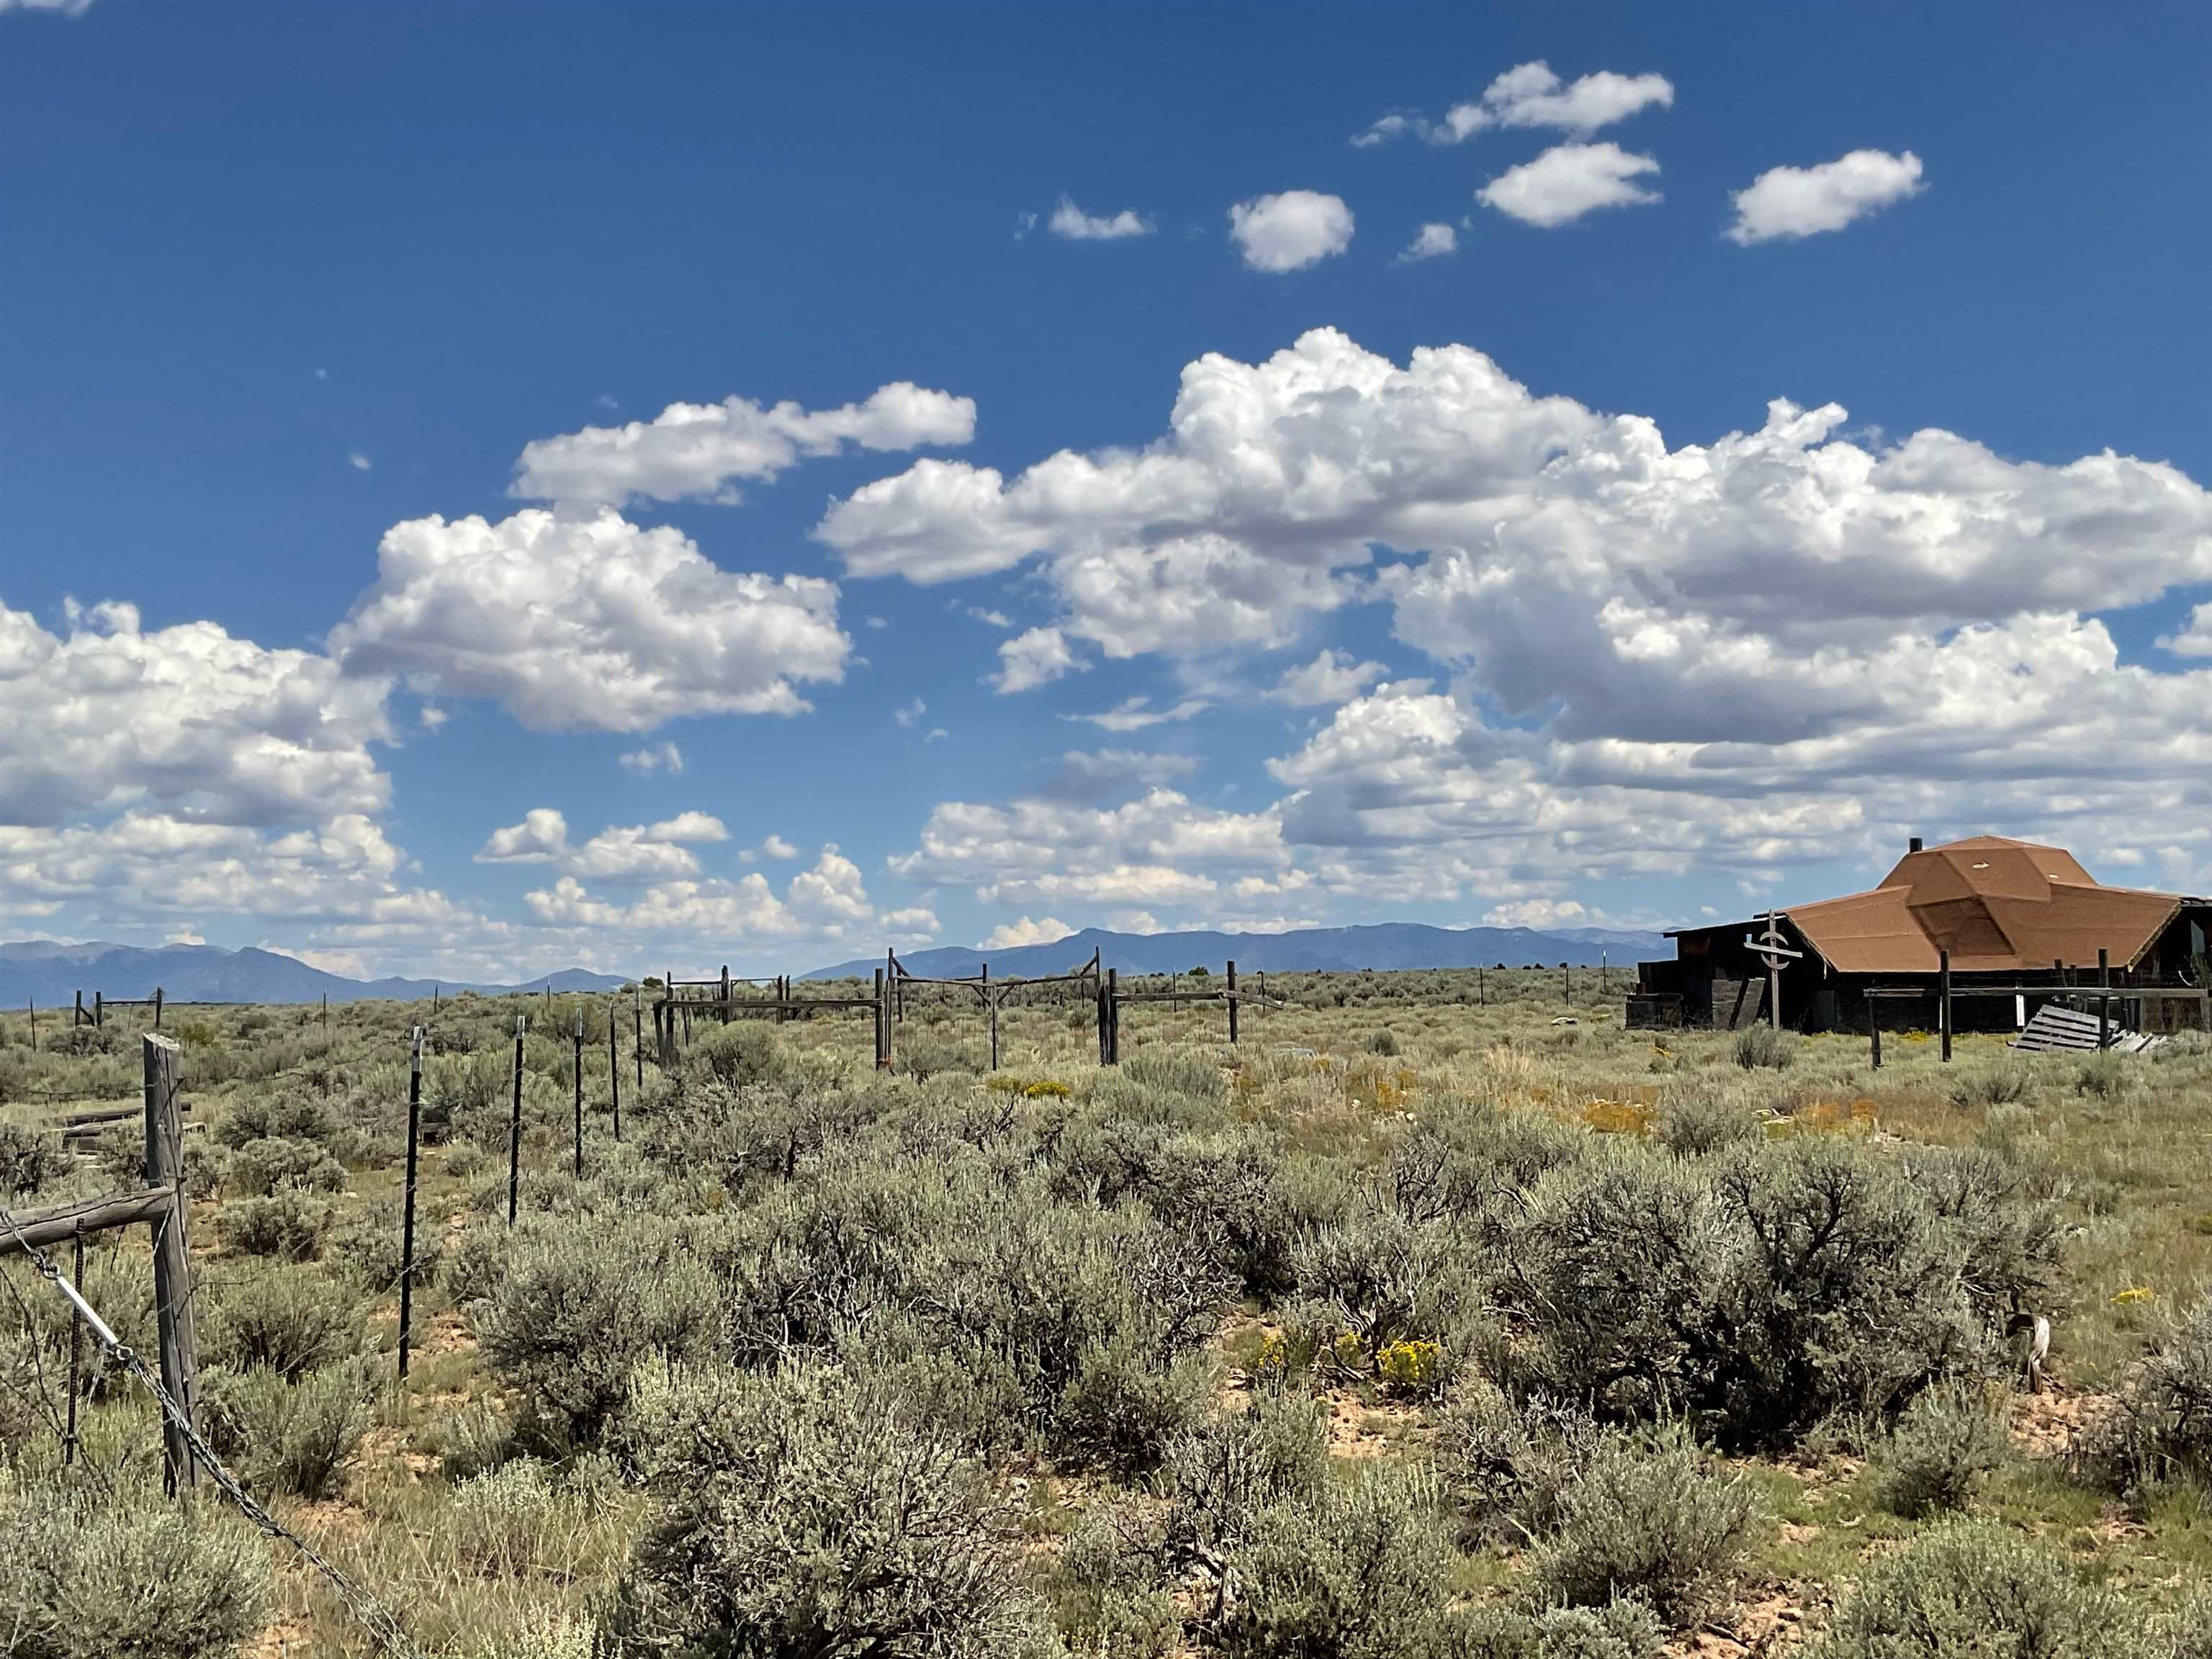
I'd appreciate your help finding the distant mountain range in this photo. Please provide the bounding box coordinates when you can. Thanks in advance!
[0,940,626,1009]
[804,922,1670,981]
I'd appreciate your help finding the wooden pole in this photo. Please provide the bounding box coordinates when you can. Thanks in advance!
[142,1034,197,1496]
[571,1012,585,1178]
[506,1016,525,1226]
[397,1028,423,1382]
[1939,949,1953,1062]
[984,962,998,1071]
[2098,948,2111,1050]
[27,997,35,1051]
[720,965,731,1025]
[608,1000,621,1141]
[94,992,103,1030]
[1478,967,1485,1007]
[1226,960,1239,1045]
[1563,965,1571,1005]
[74,989,84,1028]
[873,968,889,1069]
[152,986,163,1030]
[1766,914,1781,1033]
[1096,971,1110,1065]
[633,987,644,1092]
[1870,999,1882,1069]
[1105,968,1120,1065]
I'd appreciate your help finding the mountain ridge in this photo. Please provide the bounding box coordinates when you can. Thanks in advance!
[801,921,1670,981]
[0,941,626,1008]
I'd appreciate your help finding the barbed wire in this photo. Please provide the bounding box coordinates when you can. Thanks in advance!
[0,1200,425,1659]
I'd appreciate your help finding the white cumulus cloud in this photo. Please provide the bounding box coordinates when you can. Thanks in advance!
[511,382,976,508]
[979,915,1074,950]
[1727,148,1925,244]
[1478,142,1660,227]
[619,740,684,775]
[1048,196,1153,240]
[1395,222,1459,262]
[331,508,849,732]
[1228,191,1354,272]
[1355,63,1672,146]
[993,626,1086,693]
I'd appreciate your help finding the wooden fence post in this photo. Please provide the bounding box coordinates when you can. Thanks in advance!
[720,965,731,1025]
[153,987,163,1029]
[506,1016,526,1226]
[1870,1000,1882,1069]
[982,962,997,1071]
[633,987,644,1092]
[873,968,891,1069]
[1226,960,1239,1045]
[74,989,84,1028]
[1105,968,1120,1066]
[1939,950,1953,1063]
[95,992,104,1030]
[142,1034,197,1496]
[2098,948,2111,1050]
[571,1012,585,1178]
[397,1028,423,1382]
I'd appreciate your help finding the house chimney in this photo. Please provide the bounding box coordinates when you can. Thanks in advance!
[1908,836,1924,853]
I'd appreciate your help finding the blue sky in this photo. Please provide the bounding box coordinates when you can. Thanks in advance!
[4,0,2209,978]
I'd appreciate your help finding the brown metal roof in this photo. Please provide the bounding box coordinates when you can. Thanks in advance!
[1781,836,2187,975]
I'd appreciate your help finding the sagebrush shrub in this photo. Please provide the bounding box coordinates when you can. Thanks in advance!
[2080,1292,2212,1493]
[1805,1519,2134,1658]
[1440,1601,1666,1659]
[199,1359,372,1498]
[0,1120,68,1199]
[1871,1380,2009,1517]
[1218,1469,1457,1659]
[475,1211,725,1448]
[1162,1382,1330,1559]
[204,1263,363,1380]
[217,1189,334,1260]
[1431,1376,1602,1544]
[215,1089,340,1151]
[1734,1025,1794,1070]
[613,1361,1054,1658]
[227,1133,347,1197]
[0,1470,269,1659]
[1289,1197,1480,1374]
[1657,1096,1762,1158]
[1531,1424,1761,1629]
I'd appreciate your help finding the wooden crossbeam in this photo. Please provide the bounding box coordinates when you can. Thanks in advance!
[0,1185,176,1258]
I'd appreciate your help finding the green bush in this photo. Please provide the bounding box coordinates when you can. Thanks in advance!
[1805,1519,2135,1658]
[1734,1025,1794,1070]
[0,1470,269,1658]
[613,1361,1054,1657]
[1162,1383,1331,1559]
[1218,1469,1457,1659]
[475,1212,725,1447]
[1044,1498,1180,1656]
[2081,1292,2212,1492]
[1871,1380,2009,1517]
[1059,1324,1216,1475]
[683,1021,779,1090]
[1531,1424,1761,1629]
[227,1133,347,1196]
[199,1359,372,1498]
[329,1202,446,1291]
[0,1121,68,1199]
[204,1263,364,1380]
[214,1089,340,1151]
[1289,1198,1480,1374]
[1657,1097,1762,1158]
[1369,1028,1401,1056]
[1438,1601,1665,1659]
[1432,1377,1601,1544]
[217,1189,333,1260]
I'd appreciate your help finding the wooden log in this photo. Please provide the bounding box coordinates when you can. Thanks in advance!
[143,1035,197,1496]
[0,1184,176,1257]
[397,1028,423,1382]
[62,1100,191,1128]
[1226,961,1238,1045]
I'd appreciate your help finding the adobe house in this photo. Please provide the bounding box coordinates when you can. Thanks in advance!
[1634,836,2212,1034]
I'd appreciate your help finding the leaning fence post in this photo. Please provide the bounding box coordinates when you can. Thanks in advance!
[506,1015,526,1226]
[143,1033,197,1496]
[1939,950,1953,1063]
[397,1027,423,1382]
[1227,960,1239,1045]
